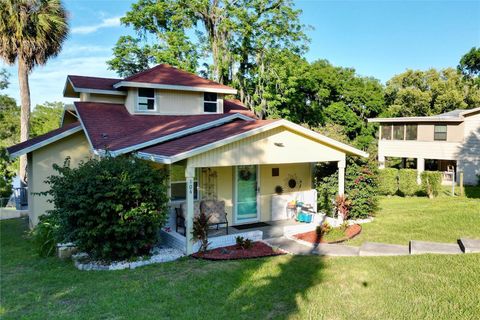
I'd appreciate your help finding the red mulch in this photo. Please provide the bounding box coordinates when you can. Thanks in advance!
[191,242,286,260]
[293,224,362,244]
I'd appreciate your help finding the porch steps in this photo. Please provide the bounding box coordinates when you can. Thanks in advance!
[409,240,463,255]
[359,242,409,256]
[458,238,480,253]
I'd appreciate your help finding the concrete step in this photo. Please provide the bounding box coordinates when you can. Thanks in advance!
[410,240,463,255]
[359,242,410,256]
[459,238,480,253]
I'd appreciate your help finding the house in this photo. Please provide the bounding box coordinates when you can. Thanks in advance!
[368,108,480,185]
[7,64,367,254]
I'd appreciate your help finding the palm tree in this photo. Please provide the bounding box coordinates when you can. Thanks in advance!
[0,0,68,185]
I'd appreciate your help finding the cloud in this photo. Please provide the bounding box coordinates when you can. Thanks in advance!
[71,16,122,35]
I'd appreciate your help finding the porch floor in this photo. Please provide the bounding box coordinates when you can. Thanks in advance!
[208,219,305,239]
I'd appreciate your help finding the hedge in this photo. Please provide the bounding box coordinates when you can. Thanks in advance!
[398,169,418,196]
[421,171,442,198]
[378,168,398,195]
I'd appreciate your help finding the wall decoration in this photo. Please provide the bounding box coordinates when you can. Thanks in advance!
[275,185,284,194]
[239,167,253,181]
[272,168,280,177]
[284,173,302,191]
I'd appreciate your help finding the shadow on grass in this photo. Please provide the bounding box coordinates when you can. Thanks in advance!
[0,218,325,319]
[464,186,480,199]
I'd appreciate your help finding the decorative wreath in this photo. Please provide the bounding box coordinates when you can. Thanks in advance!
[284,174,302,191]
[239,168,252,181]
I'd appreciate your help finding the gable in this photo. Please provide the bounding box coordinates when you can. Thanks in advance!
[186,126,346,167]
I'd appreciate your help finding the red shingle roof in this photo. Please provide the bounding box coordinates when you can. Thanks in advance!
[224,99,257,119]
[139,119,277,157]
[74,102,244,151]
[120,64,235,91]
[68,75,121,91]
[7,122,81,156]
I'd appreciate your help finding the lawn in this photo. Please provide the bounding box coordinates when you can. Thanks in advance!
[348,186,480,246]
[1,214,480,319]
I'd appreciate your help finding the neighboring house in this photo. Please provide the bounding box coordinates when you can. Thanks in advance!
[7,64,367,254]
[368,108,480,185]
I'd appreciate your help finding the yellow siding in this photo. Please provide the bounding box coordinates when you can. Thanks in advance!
[79,92,125,104]
[29,131,91,226]
[258,163,312,222]
[199,163,312,224]
[187,127,345,168]
[124,88,224,115]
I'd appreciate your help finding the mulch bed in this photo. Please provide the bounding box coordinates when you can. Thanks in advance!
[191,241,286,260]
[293,224,362,244]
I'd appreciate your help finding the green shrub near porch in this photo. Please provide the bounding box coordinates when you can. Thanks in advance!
[398,169,418,196]
[378,168,398,195]
[37,156,169,261]
[421,171,442,198]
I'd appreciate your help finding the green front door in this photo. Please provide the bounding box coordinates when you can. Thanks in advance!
[235,165,259,223]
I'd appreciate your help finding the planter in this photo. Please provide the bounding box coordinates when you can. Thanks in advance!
[293,224,362,244]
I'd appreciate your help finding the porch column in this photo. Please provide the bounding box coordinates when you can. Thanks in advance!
[185,166,196,255]
[417,158,424,185]
[338,159,346,196]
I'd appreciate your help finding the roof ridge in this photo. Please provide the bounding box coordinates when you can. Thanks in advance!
[68,75,122,81]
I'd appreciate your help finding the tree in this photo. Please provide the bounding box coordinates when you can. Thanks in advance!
[108,0,308,115]
[0,68,8,90]
[458,47,480,79]
[385,68,480,117]
[30,101,63,137]
[0,0,69,185]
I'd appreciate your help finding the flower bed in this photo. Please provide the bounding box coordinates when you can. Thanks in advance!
[293,224,362,244]
[191,241,286,260]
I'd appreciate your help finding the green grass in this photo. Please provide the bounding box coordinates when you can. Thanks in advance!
[1,217,480,319]
[348,187,480,246]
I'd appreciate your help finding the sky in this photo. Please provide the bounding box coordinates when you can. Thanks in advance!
[1,0,479,108]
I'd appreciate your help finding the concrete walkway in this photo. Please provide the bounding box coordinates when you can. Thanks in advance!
[264,237,480,257]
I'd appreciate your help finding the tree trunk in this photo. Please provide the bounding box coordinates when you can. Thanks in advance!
[18,57,31,186]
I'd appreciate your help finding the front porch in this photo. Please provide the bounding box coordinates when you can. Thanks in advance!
[160,215,330,254]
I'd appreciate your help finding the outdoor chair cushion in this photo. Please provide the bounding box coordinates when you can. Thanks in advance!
[179,201,200,218]
[200,200,227,224]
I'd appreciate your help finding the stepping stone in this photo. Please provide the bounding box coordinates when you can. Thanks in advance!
[265,237,315,255]
[410,240,463,255]
[359,242,409,256]
[459,238,480,253]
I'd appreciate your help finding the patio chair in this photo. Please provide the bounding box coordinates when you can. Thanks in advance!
[175,200,229,236]
[200,200,229,235]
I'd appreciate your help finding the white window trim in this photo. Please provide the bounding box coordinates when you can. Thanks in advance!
[203,93,218,114]
[136,88,157,113]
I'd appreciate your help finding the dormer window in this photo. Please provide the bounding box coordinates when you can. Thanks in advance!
[204,92,218,113]
[137,88,156,111]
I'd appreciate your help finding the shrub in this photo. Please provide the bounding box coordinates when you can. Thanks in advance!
[316,222,332,239]
[30,214,60,257]
[378,168,398,195]
[421,171,442,198]
[41,156,169,261]
[335,194,352,220]
[193,212,211,253]
[235,236,253,249]
[398,169,418,196]
[315,157,379,219]
[345,158,379,219]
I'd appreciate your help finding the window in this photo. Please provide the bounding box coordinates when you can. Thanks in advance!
[434,125,447,141]
[137,88,155,111]
[204,92,218,113]
[381,125,392,140]
[393,125,404,140]
[170,164,198,201]
[405,125,417,140]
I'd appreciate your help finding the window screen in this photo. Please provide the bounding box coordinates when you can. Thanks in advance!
[434,125,447,141]
[405,125,417,140]
[204,92,218,113]
[381,125,392,140]
[138,88,155,111]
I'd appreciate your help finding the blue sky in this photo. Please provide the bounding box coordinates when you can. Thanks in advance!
[1,0,479,107]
